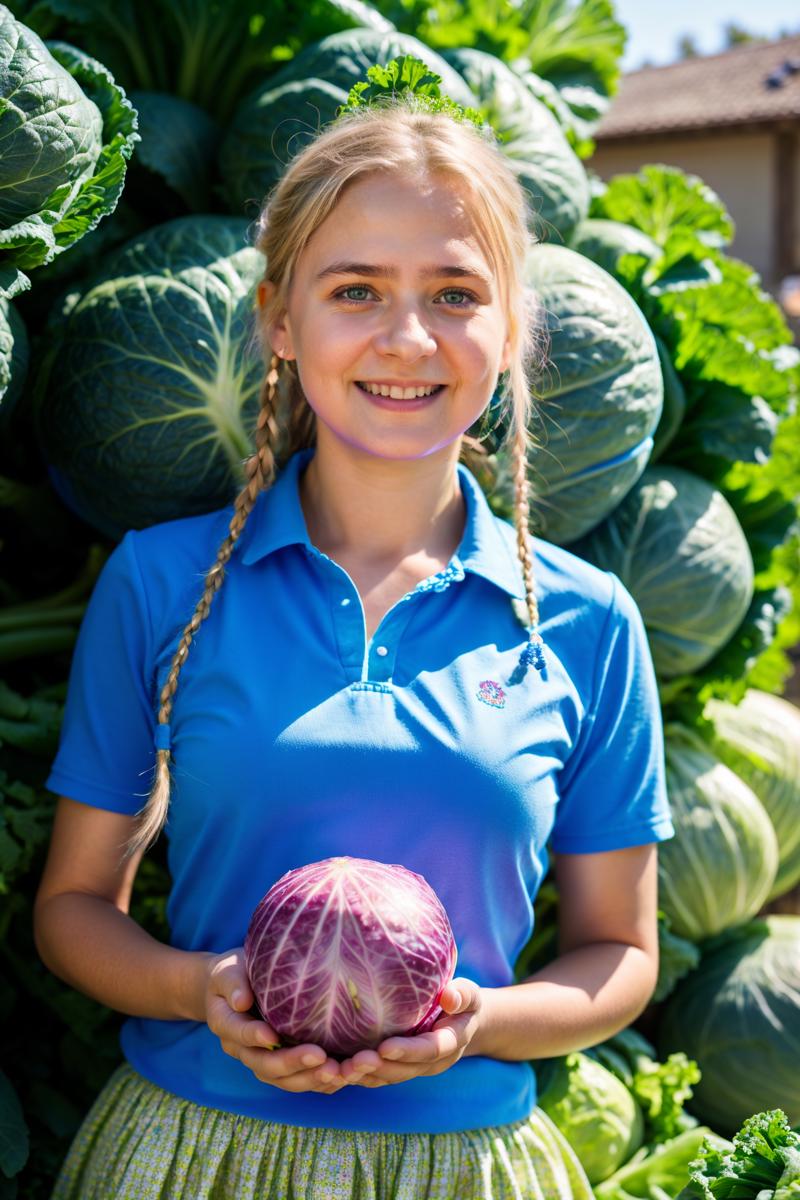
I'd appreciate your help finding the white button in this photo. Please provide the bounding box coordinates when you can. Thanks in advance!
[375,645,389,657]
[340,597,351,607]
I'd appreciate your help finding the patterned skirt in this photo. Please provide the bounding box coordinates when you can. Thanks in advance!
[51,1064,593,1200]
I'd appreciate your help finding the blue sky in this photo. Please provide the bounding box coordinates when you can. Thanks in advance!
[614,0,800,69]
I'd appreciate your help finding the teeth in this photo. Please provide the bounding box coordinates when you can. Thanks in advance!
[360,383,438,398]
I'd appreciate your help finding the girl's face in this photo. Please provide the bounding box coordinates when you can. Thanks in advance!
[266,171,512,463]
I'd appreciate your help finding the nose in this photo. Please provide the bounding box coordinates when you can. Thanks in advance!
[373,303,437,360]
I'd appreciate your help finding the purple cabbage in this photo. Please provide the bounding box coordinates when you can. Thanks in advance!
[244,856,457,1057]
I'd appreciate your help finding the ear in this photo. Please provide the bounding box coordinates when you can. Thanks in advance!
[256,280,295,361]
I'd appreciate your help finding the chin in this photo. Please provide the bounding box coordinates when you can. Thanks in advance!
[329,427,462,462]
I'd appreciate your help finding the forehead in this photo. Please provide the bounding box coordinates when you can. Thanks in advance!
[298,172,498,277]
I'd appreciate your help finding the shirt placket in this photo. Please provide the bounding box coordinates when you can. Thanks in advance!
[308,548,466,685]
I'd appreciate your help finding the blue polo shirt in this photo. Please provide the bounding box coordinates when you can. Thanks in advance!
[46,447,672,1134]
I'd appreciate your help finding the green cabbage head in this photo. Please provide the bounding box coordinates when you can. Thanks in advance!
[537,1051,644,1184]
[490,244,663,545]
[34,216,264,537]
[704,689,800,901]
[659,724,778,942]
[0,11,138,297]
[441,48,590,241]
[220,29,476,215]
[571,466,754,677]
[659,916,800,1135]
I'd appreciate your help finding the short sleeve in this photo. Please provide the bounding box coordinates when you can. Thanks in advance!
[45,531,157,814]
[551,573,674,854]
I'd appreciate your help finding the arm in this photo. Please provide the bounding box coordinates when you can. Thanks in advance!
[467,843,659,1061]
[33,796,350,1094]
[33,796,211,1021]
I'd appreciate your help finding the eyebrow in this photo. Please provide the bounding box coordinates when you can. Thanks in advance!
[315,261,493,286]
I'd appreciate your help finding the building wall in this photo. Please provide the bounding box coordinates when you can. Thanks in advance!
[795,132,800,271]
[589,132,776,285]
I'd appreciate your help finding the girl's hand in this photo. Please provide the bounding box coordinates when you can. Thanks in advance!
[337,979,483,1088]
[204,948,347,1095]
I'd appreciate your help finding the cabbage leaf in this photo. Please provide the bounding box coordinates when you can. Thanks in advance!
[0,17,138,298]
[127,91,221,212]
[677,1110,800,1199]
[364,1,625,158]
[591,165,734,252]
[588,1029,701,1147]
[654,912,700,1003]
[6,0,393,122]
[596,1127,730,1200]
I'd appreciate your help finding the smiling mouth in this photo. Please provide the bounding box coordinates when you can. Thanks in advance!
[355,382,446,399]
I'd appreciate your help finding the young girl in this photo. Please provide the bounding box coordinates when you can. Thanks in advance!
[34,94,673,1199]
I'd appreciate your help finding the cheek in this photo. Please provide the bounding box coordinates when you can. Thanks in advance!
[457,313,507,366]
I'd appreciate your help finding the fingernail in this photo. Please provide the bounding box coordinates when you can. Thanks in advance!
[232,990,244,1008]
[450,990,462,1007]
[382,1049,403,1061]
[302,1053,325,1068]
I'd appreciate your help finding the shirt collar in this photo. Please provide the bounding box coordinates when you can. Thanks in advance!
[239,448,314,565]
[239,447,525,600]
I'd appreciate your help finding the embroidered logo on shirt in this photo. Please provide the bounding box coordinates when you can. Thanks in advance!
[476,680,506,708]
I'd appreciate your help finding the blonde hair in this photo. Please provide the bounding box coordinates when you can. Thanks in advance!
[127,100,546,857]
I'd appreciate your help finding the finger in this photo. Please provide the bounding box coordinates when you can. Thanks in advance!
[264,1043,330,1078]
[208,995,281,1051]
[378,1023,462,1063]
[338,1048,424,1086]
[238,1045,346,1092]
[339,1052,382,1084]
[439,979,481,1015]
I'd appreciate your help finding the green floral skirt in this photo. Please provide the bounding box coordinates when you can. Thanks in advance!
[51,1064,593,1200]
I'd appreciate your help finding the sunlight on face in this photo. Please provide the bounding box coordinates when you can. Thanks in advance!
[271,172,512,465]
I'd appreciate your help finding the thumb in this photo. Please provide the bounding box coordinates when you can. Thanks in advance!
[211,949,254,1011]
[230,982,255,1012]
[441,978,480,1014]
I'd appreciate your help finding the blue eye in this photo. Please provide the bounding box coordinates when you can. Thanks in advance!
[334,284,478,306]
[337,285,373,302]
[439,289,476,306]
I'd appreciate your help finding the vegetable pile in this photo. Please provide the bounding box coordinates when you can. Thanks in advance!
[244,857,457,1057]
[677,1109,800,1199]
[1,0,798,1195]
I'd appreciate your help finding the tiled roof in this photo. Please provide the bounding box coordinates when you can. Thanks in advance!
[596,34,800,139]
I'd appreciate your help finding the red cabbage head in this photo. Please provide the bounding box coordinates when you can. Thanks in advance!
[244,856,457,1057]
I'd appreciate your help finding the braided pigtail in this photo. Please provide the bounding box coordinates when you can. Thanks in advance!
[125,355,283,858]
[511,422,546,674]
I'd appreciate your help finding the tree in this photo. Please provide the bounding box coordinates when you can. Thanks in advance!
[676,33,700,59]
[723,22,765,48]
